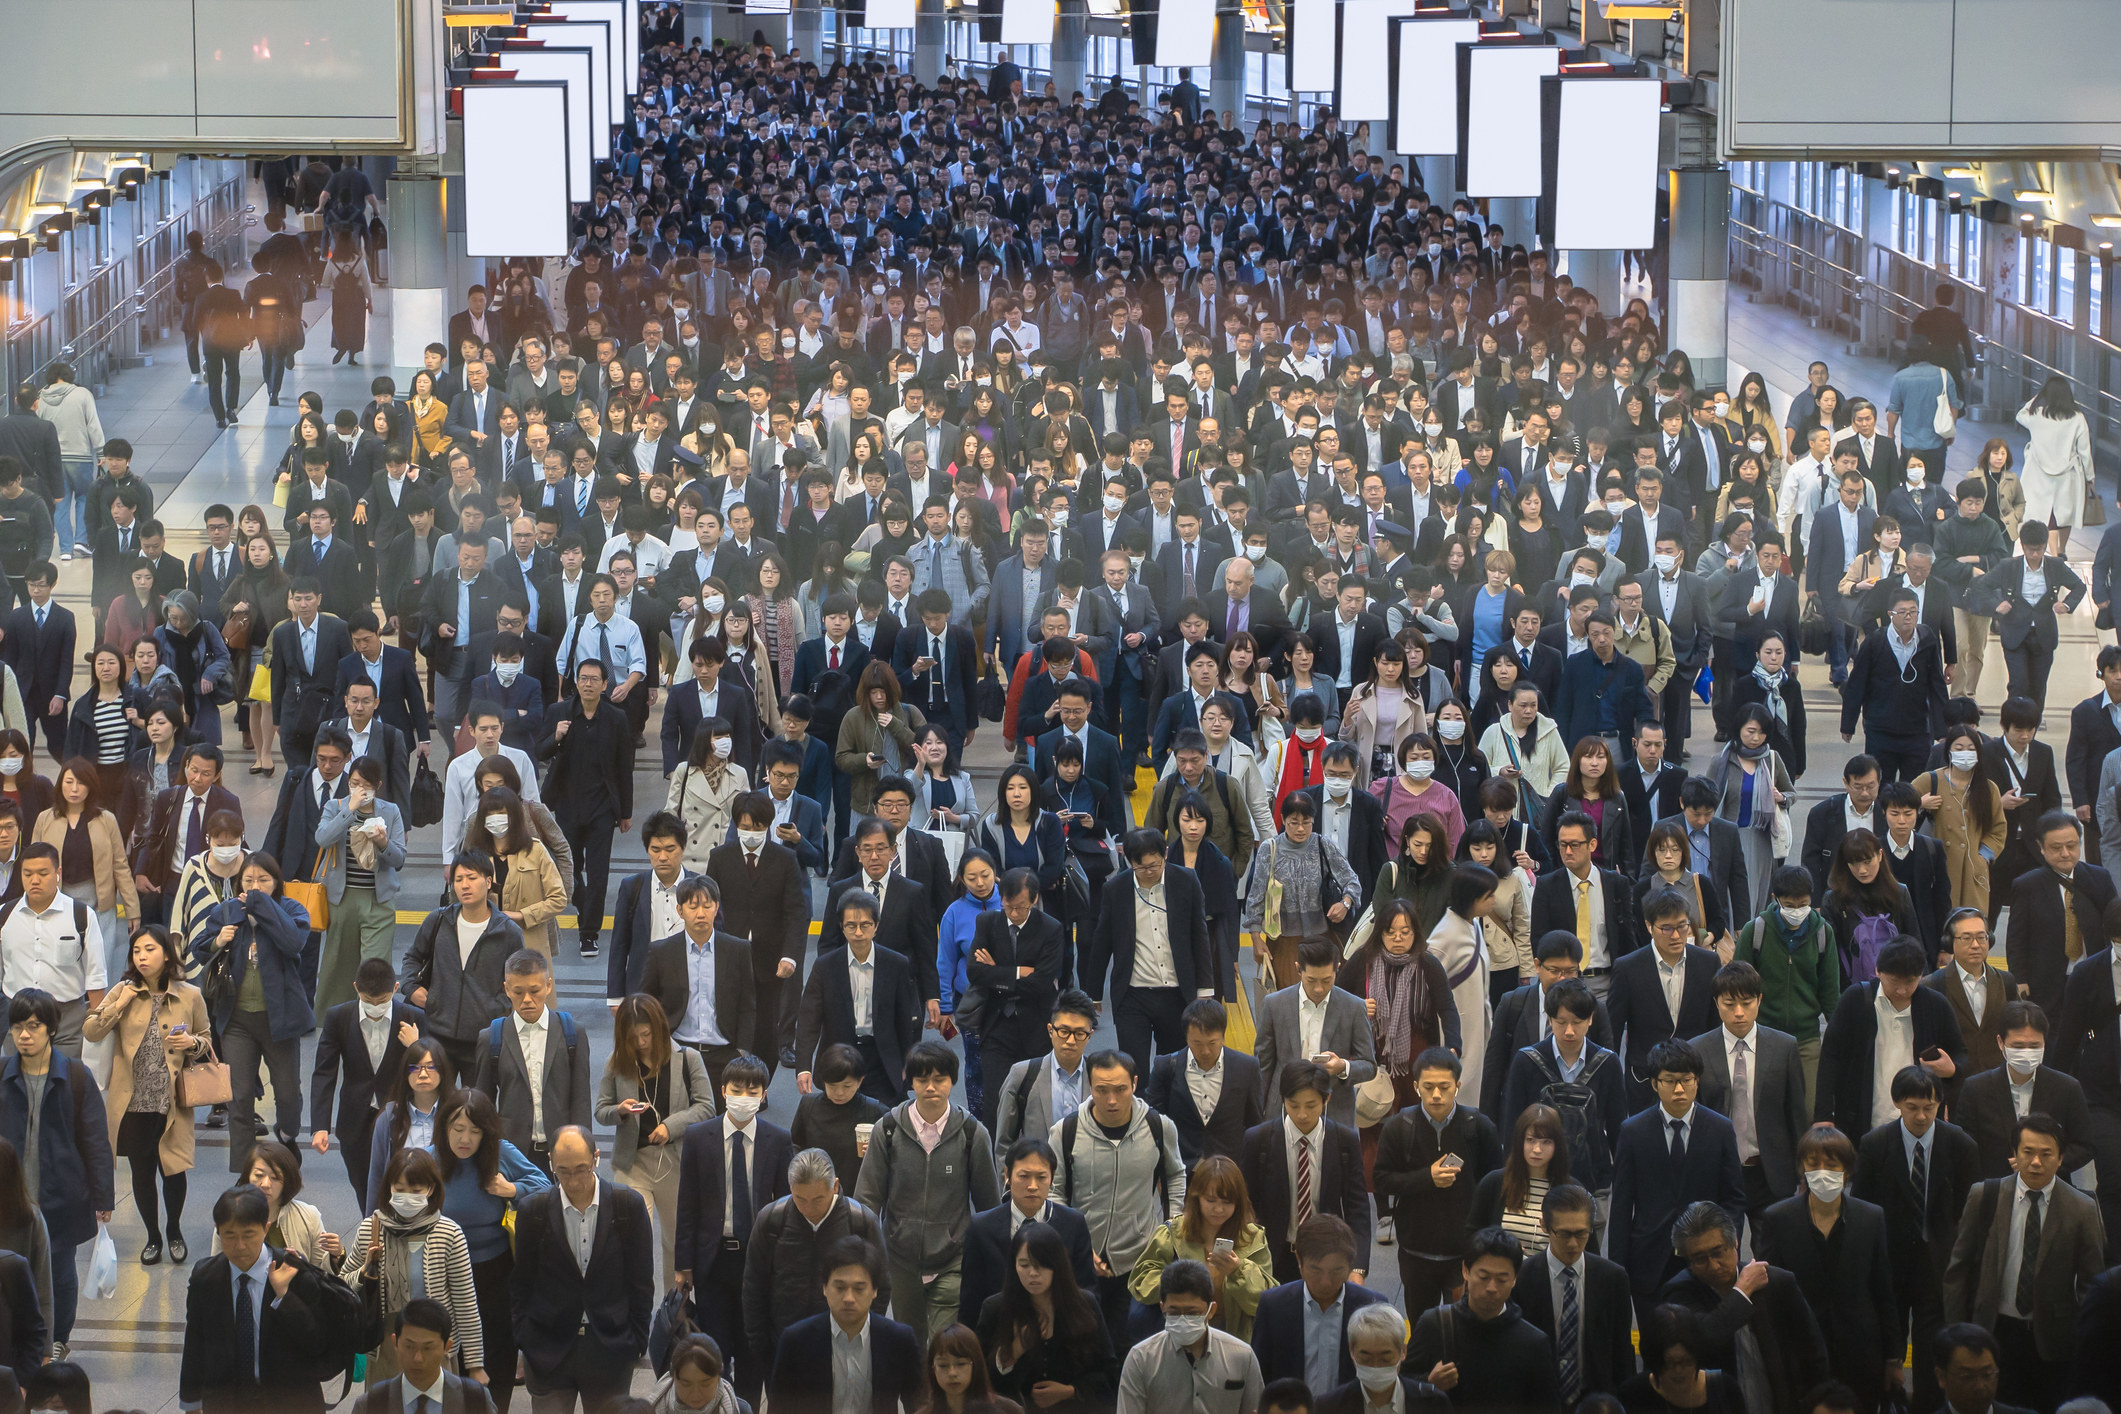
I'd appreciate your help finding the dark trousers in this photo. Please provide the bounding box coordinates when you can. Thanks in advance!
[35,707,65,767]
[1867,736,1931,785]
[854,1035,902,1103]
[830,768,854,853]
[1995,1315,2067,1414]
[2084,1102,2121,1263]
[260,349,292,401]
[471,1250,519,1414]
[750,964,785,1080]
[338,1109,379,1211]
[439,1036,482,1088]
[1092,1272,1134,1350]
[1398,1252,1461,1317]
[679,1039,741,1097]
[1112,984,1187,1078]
[1740,1161,1777,1253]
[184,326,203,374]
[1656,673,1696,751]
[1108,665,1150,762]
[2002,641,2055,713]
[976,1014,1050,1132]
[776,937,809,1060]
[525,1330,636,1414]
[695,1240,761,1402]
[561,809,616,948]
[223,1008,301,1175]
[1824,615,1853,680]
[1891,1245,1947,1413]
[204,348,242,423]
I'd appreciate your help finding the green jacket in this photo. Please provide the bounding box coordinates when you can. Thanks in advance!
[1731,906,1842,1039]
[1929,513,2013,590]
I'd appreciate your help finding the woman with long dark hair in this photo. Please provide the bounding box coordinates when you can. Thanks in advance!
[1723,631,1805,779]
[1170,794,1243,999]
[1469,1103,1572,1256]
[1708,705,1796,917]
[975,1221,1117,1414]
[231,1137,332,1265]
[1539,737,1631,871]
[1822,829,1918,986]
[434,1089,548,1414]
[1370,814,1456,946]
[1339,898,1460,1168]
[0,1138,51,1354]
[1126,1156,1273,1338]
[2018,373,2093,554]
[366,1037,459,1205]
[595,994,712,1291]
[919,1324,1018,1414]
[970,765,1066,910]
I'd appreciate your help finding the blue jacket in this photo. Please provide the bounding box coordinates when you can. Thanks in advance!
[936,887,1005,1013]
[1552,646,1646,750]
[193,891,314,1040]
[438,1138,552,1262]
[315,797,407,905]
[0,1053,112,1247]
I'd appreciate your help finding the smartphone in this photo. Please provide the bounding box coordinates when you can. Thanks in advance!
[1442,1153,1465,1170]
[1920,1046,1944,1062]
[1212,1237,1234,1256]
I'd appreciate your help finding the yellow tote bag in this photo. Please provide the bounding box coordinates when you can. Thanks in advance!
[248,664,273,703]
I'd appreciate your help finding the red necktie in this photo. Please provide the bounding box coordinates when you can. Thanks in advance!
[829,643,840,671]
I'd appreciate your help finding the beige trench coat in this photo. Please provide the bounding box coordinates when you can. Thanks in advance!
[81,979,212,1174]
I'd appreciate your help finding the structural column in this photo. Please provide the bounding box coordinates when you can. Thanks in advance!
[1052,0,1089,103]
[1565,249,1629,324]
[1668,165,1731,387]
[386,165,449,375]
[684,0,713,45]
[1209,2,1245,124]
[915,0,947,83]
[791,0,824,59]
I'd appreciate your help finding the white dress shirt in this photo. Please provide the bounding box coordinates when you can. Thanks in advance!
[0,892,106,1001]
[514,1008,551,1143]
[1129,879,1178,988]
[1186,1051,1224,1119]
[1957,964,1988,1029]
[1871,987,1917,1128]
[849,950,876,1035]
[1298,991,1330,1059]
[724,1117,759,1235]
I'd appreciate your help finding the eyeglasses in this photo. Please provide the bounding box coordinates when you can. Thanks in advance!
[407,1062,440,1075]
[1048,1025,1093,1042]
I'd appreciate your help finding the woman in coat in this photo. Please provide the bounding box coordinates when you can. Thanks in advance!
[189,852,312,1176]
[1373,734,1468,860]
[63,646,138,772]
[1724,631,1807,780]
[340,1147,485,1386]
[2016,374,2094,555]
[434,1090,548,1414]
[469,755,574,887]
[33,759,140,980]
[114,702,186,849]
[1708,705,1798,918]
[458,786,567,958]
[1171,797,1243,1002]
[235,1138,333,1268]
[1370,813,1457,948]
[313,756,407,1011]
[221,531,290,775]
[836,661,926,817]
[1340,641,1426,789]
[1966,438,2030,541]
[82,924,209,1265]
[969,765,1066,913]
[976,1221,1118,1414]
[1338,899,1461,1171]
[594,995,713,1294]
[664,726,749,874]
[1426,864,1500,1104]
[0,990,112,1357]
[1913,724,2008,914]
[0,1140,53,1359]
[1462,821,1533,993]
[912,724,978,830]
[1126,1156,1273,1339]
[152,591,234,746]
[1242,791,1363,990]
[1538,738,1632,872]
[325,236,372,363]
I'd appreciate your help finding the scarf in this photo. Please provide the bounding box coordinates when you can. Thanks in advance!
[1750,666,1788,726]
[370,1201,444,1317]
[1368,947,1426,1077]
[655,1375,742,1414]
[347,808,380,872]
[1275,734,1326,827]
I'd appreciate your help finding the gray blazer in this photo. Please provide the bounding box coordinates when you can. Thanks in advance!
[593,1043,715,1173]
[353,1371,496,1414]
[994,1052,1082,1154]
[1252,984,1379,1128]
[1688,1023,1810,1199]
[470,1008,596,1156]
[315,796,408,905]
[1944,1174,2107,1361]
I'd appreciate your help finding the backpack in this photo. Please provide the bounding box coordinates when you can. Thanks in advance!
[278,1251,380,1394]
[331,260,365,303]
[1059,1105,1175,1207]
[1846,908,1899,985]
[173,254,210,307]
[1527,1045,1614,1184]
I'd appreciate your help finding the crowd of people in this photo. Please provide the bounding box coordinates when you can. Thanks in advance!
[0,5,2115,1414]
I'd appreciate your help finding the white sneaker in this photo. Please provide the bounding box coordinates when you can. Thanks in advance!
[190,373,202,384]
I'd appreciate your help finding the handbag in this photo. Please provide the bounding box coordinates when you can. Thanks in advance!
[1262,836,1283,940]
[220,602,253,656]
[174,1034,234,1108]
[248,663,273,703]
[1355,1068,1400,1126]
[283,848,332,931]
[1931,368,1957,440]
[408,757,445,828]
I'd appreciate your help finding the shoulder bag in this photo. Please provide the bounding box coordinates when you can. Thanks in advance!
[175,1033,234,1108]
[1262,835,1283,940]
[283,848,333,931]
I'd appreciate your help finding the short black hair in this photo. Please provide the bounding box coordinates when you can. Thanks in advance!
[902,1039,960,1083]
[1645,1039,1705,1080]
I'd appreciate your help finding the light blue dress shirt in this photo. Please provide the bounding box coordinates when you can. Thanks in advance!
[674,935,727,1046]
[1302,1286,1344,1398]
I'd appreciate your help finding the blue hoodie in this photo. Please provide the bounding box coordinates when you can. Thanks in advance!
[936,883,1004,1014]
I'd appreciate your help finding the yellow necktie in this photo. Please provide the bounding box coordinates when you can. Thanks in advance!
[1575,878,1592,948]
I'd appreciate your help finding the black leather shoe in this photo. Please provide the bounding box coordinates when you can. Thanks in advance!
[141,1240,162,1266]
[168,1233,188,1262]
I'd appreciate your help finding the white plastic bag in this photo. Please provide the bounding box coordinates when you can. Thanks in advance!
[83,1031,116,1091]
[88,1223,117,1300]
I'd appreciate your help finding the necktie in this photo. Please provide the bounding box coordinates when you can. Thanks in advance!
[1732,1039,1756,1157]
[1521,646,1533,671]
[1911,1139,1929,1240]
[1183,543,1196,597]
[1227,601,1242,639]
[234,1272,258,1384]
[1557,1266,1580,1402]
[731,1130,753,1242]
[1575,879,1592,953]
[930,539,944,584]
[828,643,840,671]
[34,607,44,629]
[185,796,206,859]
[318,778,330,812]
[315,539,326,562]
[1669,1118,1687,1163]
[2061,878,2084,962]
[2016,1189,2043,1314]
[598,624,613,671]
[576,481,589,517]
[747,851,759,880]
[1295,1134,1314,1226]
[217,550,228,581]
[415,1399,430,1414]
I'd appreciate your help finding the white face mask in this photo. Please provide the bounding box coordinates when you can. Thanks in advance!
[1323,776,1353,800]
[492,662,522,686]
[212,844,243,866]
[1355,1365,1403,1395]
[1129,555,1146,572]
[1569,572,1594,588]
[1747,438,1767,453]
[1049,509,1069,527]
[483,813,511,838]
[1437,718,1466,742]
[360,1000,392,1022]
[1425,423,1443,437]
[1104,493,1127,514]
[1404,759,1435,781]
[701,595,726,615]
[1949,748,1980,771]
[1244,544,1266,561]
[2004,1045,2044,1074]
[1654,553,1678,574]
[1779,904,1811,929]
[390,1192,430,1218]
[737,828,770,850]
[1802,1169,1845,1202]
[0,758,19,777]
[1907,468,1926,485]
[712,735,734,758]
[1164,1313,1208,1344]
[723,1094,761,1124]
[1293,725,1323,743]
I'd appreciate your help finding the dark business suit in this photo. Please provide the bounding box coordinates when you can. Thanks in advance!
[820,872,938,1001]
[640,930,757,1091]
[793,942,925,1103]
[2066,690,2121,865]
[306,997,426,1208]
[768,1309,926,1414]
[1201,587,1289,661]
[1690,1023,1810,1235]
[266,613,355,757]
[661,676,762,781]
[1657,1266,1829,1414]
[1973,554,2087,710]
[1146,1046,1264,1164]
[1250,1277,1390,1389]
[1814,980,1968,1139]
[177,1247,332,1413]
[602,868,700,1000]
[1799,796,1886,902]
[707,839,809,1080]
[892,620,981,741]
[331,646,430,745]
[964,908,1066,1129]
[2055,948,2121,1255]
[510,1179,654,1413]
[1528,865,1638,974]
[261,763,347,884]
[1240,1116,1372,1282]
[2005,862,2117,1017]
[1854,1115,1980,1411]
[470,1007,594,1165]
[1756,1192,1899,1403]
[351,1372,495,1414]
[1080,864,1215,1074]
[1479,983,1616,1119]
[1514,1249,1637,1398]
[1621,762,1687,874]
[676,1115,796,1398]
[1608,1104,1747,1310]
[956,1200,1099,1329]
[1886,833,1957,963]
[1954,1064,2097,1182]
[1,599,74,760]
[1605,944,1721,1110]
[282,533,365,622]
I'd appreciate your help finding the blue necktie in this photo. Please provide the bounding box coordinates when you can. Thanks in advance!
[234,1272,258,1383]
[1558,1267,1580,1401]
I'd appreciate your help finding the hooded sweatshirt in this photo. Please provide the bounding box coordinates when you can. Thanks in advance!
[1051,1095,1186,1271]
[34,381,104,460]
[1407,1298,1563,1413]
[852,1099,1001,1274]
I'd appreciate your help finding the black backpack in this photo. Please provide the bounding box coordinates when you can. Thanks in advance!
[1526,1045,1614,1184]
[1058,1106,1175,1205]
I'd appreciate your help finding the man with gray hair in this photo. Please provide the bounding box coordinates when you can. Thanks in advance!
[744,1147,889,1368]
[1655,1200,1828,1414]
[472,948,593,1174]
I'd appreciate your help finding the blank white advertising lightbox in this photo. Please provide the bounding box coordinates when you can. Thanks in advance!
[1001,0,1055,45]
[519,18,614,155]
[495,48,595,201]
[1150,0,1216,68]
[1336,0,1417,124]
[1548,77,1662,249]
[463,83,572,259]
[1389,16,1479,157]
[1286,0,1335,92]
[1460,43,1560,197]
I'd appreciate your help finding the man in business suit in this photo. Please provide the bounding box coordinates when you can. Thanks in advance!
[1920,904,2014,1091]
[820,820,940,1019]
[1879,784,1960,965]
[333,612,431,749]
[1033,681,1132,839]
[709,794,809,1081]
[1799,757,1886,901]
[956,1137,1098,1328]
[641,876,758,1096]
[1854,1065,1982,1413]
[1240,1061,1370,1284]
[353,1297,498,1414]
[1615,470,1690,584]
[604,813,700,1001]
[1606,891,1723,1111]
[1656,1201,1829,1412]
[511,1126,654,1414]
[1620,723,1688,874]
[308,956,424,1211]
[662,636,763,782]
[1480,934,1618,1117]
[1943,1112,2108,1412]
[768,1238,926,1414]
[676,1052,794,1402]
[1514,1182,1636,1403]
[1690,962,1810,1243]
[178,1185,335,1413]
[1249,1215,1390,1391]
[1,562,72,762]
[471,949,592,1174]
[987,521,1057,684]
[1253,940,1379,1132]
[794,890,924,1104]
[1201,558,1289,662]
[1972,519,2087,712]
[1528,814,1638,1000]
[1715,533,1803,683]
[1817,938,1969,1143]
[893,588,981,750]
[2056,930,2121,1258]
[267,580,354,766]
[1307,578,1391,692]
[2005,812,2117,1018]
[1957,1000,2097,1182]
[321,674,414,816]
[1635,533,1713,757]
[1608,1039,1747,1324]
[1149,508,1231,620]
[262,724,350,885]
[1804,466,1877,686]
[2064,651,2121,866]
[1145,996,1263,1165]
[283,501,365,622]
[1080,829,1216,1075]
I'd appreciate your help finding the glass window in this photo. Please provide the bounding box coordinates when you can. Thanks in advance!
[2090,252,2104,337]
[2057,247,2077,319]
[2031,237,2052,314]
[2015,234,2030,305]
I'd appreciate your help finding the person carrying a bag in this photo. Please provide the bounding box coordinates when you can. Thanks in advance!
[1241,790,1363,990]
